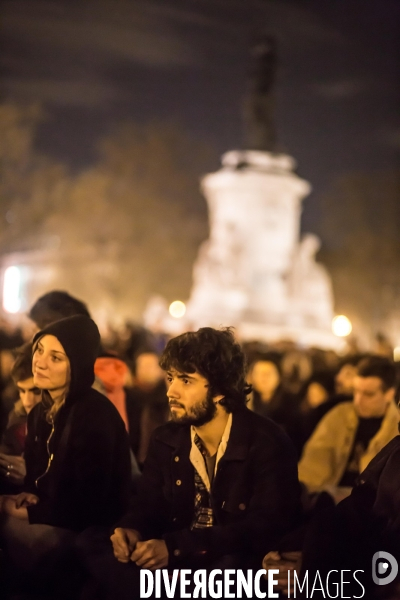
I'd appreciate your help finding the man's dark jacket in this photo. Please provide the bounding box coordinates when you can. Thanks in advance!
[301,436,400,598]
[117,406,301,567]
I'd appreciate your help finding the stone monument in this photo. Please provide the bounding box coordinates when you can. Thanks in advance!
[185,36,339,349]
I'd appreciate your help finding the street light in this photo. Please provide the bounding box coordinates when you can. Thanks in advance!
[332,315,352,337]
[169,300,186,319]
[3,266,21,313]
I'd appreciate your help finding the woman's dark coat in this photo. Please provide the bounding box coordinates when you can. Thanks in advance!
[24,315,131,532]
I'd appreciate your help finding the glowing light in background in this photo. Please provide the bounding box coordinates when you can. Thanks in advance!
[3,266,22,313]
[332,315,352,337]
[169,300,186,319]
[393,347,400,362]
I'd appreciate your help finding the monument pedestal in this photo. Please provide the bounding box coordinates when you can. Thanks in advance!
[185,150,341,350]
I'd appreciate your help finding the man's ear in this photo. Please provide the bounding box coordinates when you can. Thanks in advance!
[385,387,395,403]
[213,394,224,405]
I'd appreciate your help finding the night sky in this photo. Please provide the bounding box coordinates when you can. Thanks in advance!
[1,0,399,238]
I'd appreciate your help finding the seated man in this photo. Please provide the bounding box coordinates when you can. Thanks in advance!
[0,343,41,493]
[79,327,301,600]
[298,355,399,504]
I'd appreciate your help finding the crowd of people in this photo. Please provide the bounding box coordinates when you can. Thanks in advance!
[0,290,399,599]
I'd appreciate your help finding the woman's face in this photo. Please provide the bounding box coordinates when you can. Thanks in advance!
[33,335,70,398]
[251,361,280,397]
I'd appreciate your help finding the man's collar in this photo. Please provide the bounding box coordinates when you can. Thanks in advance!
[190,413,233,491]
[154,407,253,460]
[190,412,233,461]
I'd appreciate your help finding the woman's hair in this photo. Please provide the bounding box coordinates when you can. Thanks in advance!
[33,337,70,424]
[159,327,251,412]
[42,390,68,424]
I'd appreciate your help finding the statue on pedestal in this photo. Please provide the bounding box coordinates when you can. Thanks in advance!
[149,35,338,348]
[245,34,277,152]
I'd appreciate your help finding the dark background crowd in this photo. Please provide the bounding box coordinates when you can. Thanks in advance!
[1,290,398,470]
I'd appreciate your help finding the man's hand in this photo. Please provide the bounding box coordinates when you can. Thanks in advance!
[0,454,26,485]
[14,492,39,508]
[0,495,29,520]
[263,551,302,597]
[111,528,141,563]
[130,539,169,570]
[332,486,352,504]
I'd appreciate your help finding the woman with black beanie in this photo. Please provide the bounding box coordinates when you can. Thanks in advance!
[0,315,132,596]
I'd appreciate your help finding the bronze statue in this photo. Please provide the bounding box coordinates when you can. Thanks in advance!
[245,34,277,152]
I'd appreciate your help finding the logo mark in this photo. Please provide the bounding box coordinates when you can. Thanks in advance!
[372,551,398,586]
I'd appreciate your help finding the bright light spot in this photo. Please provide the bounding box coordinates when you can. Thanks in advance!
[332,315,352,337]
[3,266,21,313]
[169,300,186,319]
[394,347,400,362]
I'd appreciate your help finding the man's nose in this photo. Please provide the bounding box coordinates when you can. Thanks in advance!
[167,381,179,398]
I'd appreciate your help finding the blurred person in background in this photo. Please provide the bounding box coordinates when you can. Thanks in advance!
[0,343,40,494]
[247,353,299,439]
[290,356,364,456]
[264,356,400,597]
[28,290,91,331]
[335,355,360,396]
[301,414,400,599]
[127,350,169,467]
[298,355,399,504]
[373,331,393,358]
[291,371,336,456]
[280,349,313,396]
[116,322,158,370]
[94,351,141,483]
[94,351,131,433]
[0,321,24,442]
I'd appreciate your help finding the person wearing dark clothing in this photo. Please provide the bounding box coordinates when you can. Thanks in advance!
[126,380,169,466]
[301,436,400,599]
[94,350,168,468]
[248,356,299,438]
[78,327,301,600]
[298,356,399,504]
[124,351,169,466]
[0,343,40,495]
[117,407,300,563]
[93,352,141,485]
[290,372,347,456]
[0,315,131,597]
[299,391,352,447]
[23,316,131,531]
[28,290,91,330]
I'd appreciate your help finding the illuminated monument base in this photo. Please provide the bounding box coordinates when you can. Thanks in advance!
[185,150,340,349]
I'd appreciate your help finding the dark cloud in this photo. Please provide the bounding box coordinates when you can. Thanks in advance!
[2,78,121,107]
[311,80,369,100]
[2,0,197,66]
[378,128,400,149]
[0,0,398,209]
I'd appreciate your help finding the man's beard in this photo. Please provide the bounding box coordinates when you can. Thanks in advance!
[170,389,217,427]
